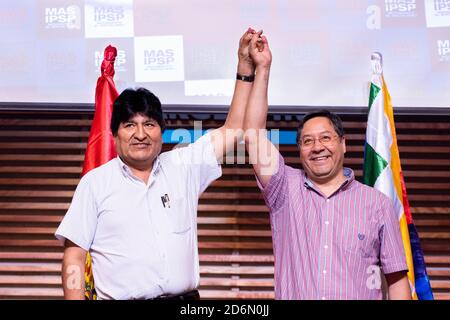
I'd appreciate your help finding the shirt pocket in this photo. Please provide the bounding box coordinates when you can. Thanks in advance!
[166,197,192,234]
[343,225,378,259]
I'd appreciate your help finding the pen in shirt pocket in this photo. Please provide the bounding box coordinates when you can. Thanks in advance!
[161,194,170,208]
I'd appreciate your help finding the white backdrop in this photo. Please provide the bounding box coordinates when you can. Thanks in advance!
[0,0,449,108]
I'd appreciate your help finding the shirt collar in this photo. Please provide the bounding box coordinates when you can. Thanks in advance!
[303,167,355,194]
[116,156,161,181]
[341,167,355,190]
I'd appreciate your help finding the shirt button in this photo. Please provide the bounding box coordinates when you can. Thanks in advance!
[325,221,329,225]
[326,199,330,203]
[323,270,327,274]
[322,296,326,300]
[324,245,329,249]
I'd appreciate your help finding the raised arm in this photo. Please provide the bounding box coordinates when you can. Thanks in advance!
[210,28,256,161]
[243,32,279,187]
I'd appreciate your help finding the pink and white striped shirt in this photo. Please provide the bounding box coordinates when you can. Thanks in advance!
[258,155,408,300]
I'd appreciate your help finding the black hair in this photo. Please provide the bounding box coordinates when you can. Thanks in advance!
[296,109,345,145]
[110,87,166,135]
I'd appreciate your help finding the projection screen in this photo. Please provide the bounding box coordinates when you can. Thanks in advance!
[0,0,449,109]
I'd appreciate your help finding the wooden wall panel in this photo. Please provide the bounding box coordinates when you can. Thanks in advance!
[0,111,449,300]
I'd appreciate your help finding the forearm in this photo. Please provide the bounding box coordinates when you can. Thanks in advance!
[244,66,270,134]
[244,65,279,184]
[210,61,254,159]
[62,247,86,300]
[244,65,270,157]
[386,272,412,300]
[223,61,254,130]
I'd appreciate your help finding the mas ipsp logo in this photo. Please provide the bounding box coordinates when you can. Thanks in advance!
[385,0,417,17]
[134,36,184,82]
[144,49,175,69]
[437,39,450,62]
[84,0,133,38]
[45,5,81,29]
[433,0,450,12]
[94,50,127,71]
[425,0,450,27]
[93,6,125,26]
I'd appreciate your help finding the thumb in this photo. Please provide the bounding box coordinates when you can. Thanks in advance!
[261,35,269,50]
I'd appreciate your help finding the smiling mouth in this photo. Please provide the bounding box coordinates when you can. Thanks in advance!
[311,156,330,162]
[131,143,151,148]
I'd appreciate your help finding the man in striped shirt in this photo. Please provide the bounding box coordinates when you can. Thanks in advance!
[243,33,411,299]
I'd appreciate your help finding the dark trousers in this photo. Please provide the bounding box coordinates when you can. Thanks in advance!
[151,289,200,300]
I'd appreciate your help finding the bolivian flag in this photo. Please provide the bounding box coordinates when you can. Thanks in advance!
[363,52,433,300]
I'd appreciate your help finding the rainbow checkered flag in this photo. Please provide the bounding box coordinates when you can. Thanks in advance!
[362,52,433,300]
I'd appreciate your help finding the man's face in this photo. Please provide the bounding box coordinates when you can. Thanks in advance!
[298,116,346,184]
[114,113,162,170]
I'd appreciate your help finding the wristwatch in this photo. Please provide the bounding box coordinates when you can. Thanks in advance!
[236,73,255,82]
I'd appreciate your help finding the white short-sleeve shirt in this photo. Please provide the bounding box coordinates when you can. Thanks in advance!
[55,133,221,300]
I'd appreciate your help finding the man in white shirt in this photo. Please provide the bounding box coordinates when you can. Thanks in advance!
[55,28,259,300]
